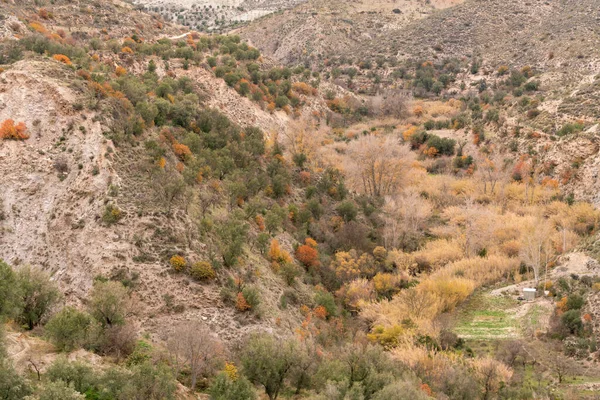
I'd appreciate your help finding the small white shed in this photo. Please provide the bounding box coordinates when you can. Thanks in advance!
[523,288,537,301]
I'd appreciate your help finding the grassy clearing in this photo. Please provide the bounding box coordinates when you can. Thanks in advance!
[453,292,519,340]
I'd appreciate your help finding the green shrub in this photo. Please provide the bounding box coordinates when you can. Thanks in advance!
[209,372,257,400]
[88,281,130,328]
[0,361,32,400]
[557,123,584,137]
[566,294,584,311]
[216,213,249,267]
[0,260,22,320]
[315,291,338,317]
[101,204,123,225]
[126,340,153,367]
[561,310,583,335]
[280,263,300,286]
[122,362,176,400]
[190,261,216,280]
[275,96,290,108]
[46,357,96,394]
[426,135,456,156]
[31,380,85,400]
[45,307,95,352]
[16,267,61,330]
[242,287,261,310]
[336,201,358,223]
[241,334,300,400]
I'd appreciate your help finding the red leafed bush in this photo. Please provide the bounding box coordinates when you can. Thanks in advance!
[0,119,29,140]
[296,238,319,268]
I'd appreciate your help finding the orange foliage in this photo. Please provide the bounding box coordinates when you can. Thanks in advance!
[269,240,292,267]
[157,157,166,169]
[0,119,29,140]
[304,237,317,248]
[236,292,251,311]
[296,240,319,268]
[77,70,91,81]
[53,54,72,65]
[29,22,48,34]
[255,215,265,231]
[556,296,568,313]
[421,383,433,397]
[115,66,127,76]
[413,105,424,117]
[170,255,186,272]
[172,142,192,160]
[292,82,317,96]
[583,313,593,322]
[38,8,50,19]
[314,305,328,319]
[402,125,418,141]
[299,170,311,185]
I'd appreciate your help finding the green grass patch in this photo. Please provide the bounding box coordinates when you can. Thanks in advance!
[453,292,518,339]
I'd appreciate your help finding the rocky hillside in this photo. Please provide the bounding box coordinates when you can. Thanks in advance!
[239,0,464,66]
[0,0,329,345]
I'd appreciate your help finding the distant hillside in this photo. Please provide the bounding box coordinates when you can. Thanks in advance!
[239,0,463,66]
[241,0,600,73]
[132,0,308,32]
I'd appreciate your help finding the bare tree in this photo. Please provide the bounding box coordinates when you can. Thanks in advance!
[383,189,432,250]
[167,322,224,390]
[344,135,413,198]
[520,218,554,286]
[370,89,409,119]
[476,152,510,196]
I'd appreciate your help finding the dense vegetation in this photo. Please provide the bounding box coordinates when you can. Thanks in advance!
[1,1,600,399]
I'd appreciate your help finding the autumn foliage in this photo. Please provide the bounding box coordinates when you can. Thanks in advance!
[269,240,292,270]
[170,255,187,272]
[0,119,29,140]
[52,54,72,65]
[295,238,319,268]
[236,292,251,311]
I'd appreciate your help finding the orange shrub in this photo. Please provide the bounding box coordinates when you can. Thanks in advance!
[556,296,568,313]
[121,46,134,54]
[255,215,265,231]
[292,82,317,96]
[421,384,433,397]
[299,170,311,185]
[314,305,328,319]
[296,238,319,268]
[0,119,29,140]
[236,292,251,311]
[77,69,91,81]
[38,8,50,19]
[402,125,418,141]
[115,66,127,76]
[53,54,72,65]
[29,22,48,34]
[170,255,186,272]
[269,240,292,268]
[413,105,424,117]
[173,143,192,160]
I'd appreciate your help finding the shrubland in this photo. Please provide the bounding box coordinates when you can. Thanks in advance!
[0,0,599,399]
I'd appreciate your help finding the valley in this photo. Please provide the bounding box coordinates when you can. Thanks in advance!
[0,0,599,399]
